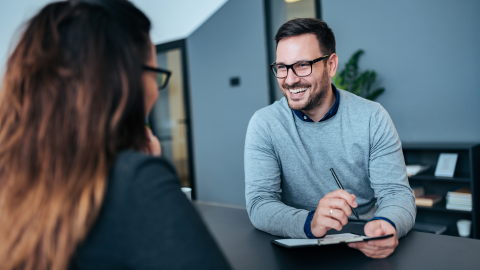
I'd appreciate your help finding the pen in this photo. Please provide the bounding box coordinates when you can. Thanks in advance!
[329,168,359,220]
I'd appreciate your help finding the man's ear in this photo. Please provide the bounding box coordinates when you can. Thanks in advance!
[327,53,339,78]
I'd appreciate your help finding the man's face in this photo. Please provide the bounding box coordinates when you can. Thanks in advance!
[275,34,331,111]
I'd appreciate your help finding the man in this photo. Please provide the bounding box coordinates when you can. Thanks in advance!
[244,18,415,259]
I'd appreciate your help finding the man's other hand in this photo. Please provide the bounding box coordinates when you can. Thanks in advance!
[310,189,357,237]
[348,219,398,259]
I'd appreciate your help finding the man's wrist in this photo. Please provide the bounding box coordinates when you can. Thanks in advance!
[369,216,396,230]
[304,210,324,239]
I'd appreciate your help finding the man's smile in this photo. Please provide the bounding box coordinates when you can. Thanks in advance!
[285,86,310,99]
[289,87,308,94]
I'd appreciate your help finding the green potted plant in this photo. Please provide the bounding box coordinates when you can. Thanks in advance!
[332,49,385,101]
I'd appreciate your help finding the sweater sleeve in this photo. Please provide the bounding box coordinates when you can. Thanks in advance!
[244,113,309,239]
[368,106,416,238]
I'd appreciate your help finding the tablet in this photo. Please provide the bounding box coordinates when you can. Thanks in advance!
[272,233,394,248]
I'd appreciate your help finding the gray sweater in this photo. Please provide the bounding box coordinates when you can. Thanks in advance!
[244,90,416,239]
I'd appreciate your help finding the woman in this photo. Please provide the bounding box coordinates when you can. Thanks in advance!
[0,0,230,269]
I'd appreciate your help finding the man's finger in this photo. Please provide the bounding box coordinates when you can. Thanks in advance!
[350,236,396,249]
[330,208,349,226]
[364,222,384,236]
[320,207,348,226]
[326,218,343,231]
[349,241,380,250]
[316,214,343,231]
[324,189,357,208]
[349,245,394,260]
[320,198,353,218]
[367,237,396,248]
[362,249,393,259]
[361,247,394,258]
[374,228,384,236]
[353,241,391,251]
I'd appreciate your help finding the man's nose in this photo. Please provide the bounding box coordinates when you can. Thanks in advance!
[284,68,301,85]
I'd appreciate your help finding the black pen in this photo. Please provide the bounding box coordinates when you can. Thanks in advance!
[329,168,359,220]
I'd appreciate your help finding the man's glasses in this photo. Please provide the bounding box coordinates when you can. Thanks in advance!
[142,65,172,89]
[270,55,330,78]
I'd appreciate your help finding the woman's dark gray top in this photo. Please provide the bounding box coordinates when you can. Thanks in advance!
[70,150,231,269]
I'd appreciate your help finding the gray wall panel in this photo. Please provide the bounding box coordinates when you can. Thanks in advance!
[187,0,269,206]
[323,0,480,143]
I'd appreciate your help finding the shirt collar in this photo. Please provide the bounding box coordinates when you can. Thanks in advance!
[292,84,340,123]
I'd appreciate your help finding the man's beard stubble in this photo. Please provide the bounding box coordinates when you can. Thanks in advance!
[282,69,330,112]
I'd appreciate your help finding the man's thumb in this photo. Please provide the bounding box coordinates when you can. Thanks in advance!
[374,228,384,236]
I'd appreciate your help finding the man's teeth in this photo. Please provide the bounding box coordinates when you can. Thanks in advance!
[289,88,307,94]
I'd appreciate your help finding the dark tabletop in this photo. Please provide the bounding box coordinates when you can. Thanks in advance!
[196,202,480,270]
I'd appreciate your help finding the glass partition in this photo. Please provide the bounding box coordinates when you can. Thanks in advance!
[266,0,320,102]
[150,46,191,189]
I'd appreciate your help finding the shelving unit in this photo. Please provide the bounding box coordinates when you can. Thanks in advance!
[402,143,480,238]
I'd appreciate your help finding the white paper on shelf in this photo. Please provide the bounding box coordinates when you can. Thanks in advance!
[434,153,458,177]
[406,164,430,176]
[446,204,472,211]
[446,197,472,205]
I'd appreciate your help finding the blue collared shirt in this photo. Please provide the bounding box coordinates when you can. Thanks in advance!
[292,84,340,122]
[296,85,396,238]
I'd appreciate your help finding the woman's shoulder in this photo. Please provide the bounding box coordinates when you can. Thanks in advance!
[72,150,231,270]
[106,150,182,211]
[111,150,177,180]
[72,151,182,267]
[109,150,180,190]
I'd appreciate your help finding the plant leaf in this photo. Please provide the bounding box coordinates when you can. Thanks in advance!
[367,88,385,101]
[356,70,377,97]
[339,49,363,93]
[335,49,385,100]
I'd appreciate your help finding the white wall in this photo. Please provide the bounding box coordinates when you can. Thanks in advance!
[133,0,227,45]
[0,0,53,74]
[0,0,228,75]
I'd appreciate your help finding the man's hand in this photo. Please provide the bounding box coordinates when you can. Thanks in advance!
[348,219,398,259]
[144,127,161,157]
[311,189,357,237]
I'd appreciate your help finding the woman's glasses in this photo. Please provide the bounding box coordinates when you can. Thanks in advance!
[142,65,172,89]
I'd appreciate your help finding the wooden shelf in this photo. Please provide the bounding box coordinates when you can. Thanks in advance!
[402,143,480,239]
[403,142,479,150]
[409,172,471,183]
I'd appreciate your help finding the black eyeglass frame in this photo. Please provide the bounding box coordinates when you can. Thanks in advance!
[270,55,331,78]
[142,65,172,89]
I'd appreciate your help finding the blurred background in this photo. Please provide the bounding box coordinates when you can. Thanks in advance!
[1,0,479,209]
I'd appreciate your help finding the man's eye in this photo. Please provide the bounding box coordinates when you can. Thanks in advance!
[298,63,309,68]
[277,65,286,70]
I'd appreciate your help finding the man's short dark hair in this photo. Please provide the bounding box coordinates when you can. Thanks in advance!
[274,18,336,56]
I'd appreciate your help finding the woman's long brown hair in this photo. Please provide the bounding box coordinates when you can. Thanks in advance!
[0,1,151,269]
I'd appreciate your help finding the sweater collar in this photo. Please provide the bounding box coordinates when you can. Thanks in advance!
[292,84,340,123]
